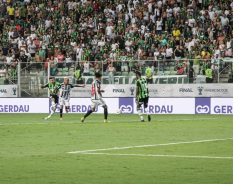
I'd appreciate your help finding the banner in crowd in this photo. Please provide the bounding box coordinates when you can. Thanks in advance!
[0,97,233,114]
[71,84,233,97]
[70,84,134,98]
[0,85,18,97]
[82,75,188,84]
[152,84,233,97]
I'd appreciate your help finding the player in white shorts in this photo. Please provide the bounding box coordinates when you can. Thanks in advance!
[81,72,108,123]
[59,77,84,120]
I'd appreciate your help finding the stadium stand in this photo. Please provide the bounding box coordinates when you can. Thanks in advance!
[0,0,232,88]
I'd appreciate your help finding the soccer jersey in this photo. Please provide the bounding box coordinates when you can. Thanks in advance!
[136,78,149,99]
[91,79,102,100]
[43,82,61,96]
[59,84,74,100]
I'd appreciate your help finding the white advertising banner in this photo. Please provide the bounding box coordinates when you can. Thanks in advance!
[81,75,188,85]
[211,98,233,114]
[70,85,135,98]
[0,85,18,97]
[70,86,91,97]
[147,98,194,114]
[0,98,48,113]
[0,97,232,115]
[156,84,233,97]
[71,84,233,98]
[68,98,119,114]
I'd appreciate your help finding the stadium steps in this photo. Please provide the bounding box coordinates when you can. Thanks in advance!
[219,73,229,83]
[219,78,229,83]
[20,75,47,97]
[220,73,229,78]
[0,78,5,85]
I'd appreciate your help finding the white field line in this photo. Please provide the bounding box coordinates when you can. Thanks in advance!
[0,121,54,126]
[68,137,233,154]
[0,122,47,126]
[80,152,233,160]
[157,118,216,122]
[0,117,217,126]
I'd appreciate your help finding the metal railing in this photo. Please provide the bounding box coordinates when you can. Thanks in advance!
[0,58,232,97]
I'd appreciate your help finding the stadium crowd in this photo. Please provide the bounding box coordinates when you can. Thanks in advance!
[0,0,233,83]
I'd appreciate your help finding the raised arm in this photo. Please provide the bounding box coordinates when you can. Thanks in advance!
[73,84,85,88]
[41,83,49,89]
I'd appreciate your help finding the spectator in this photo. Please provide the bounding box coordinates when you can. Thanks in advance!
[145,64,153,84]
[174,45,182,60]
[165,45,173,63]
[0,0,232,81]
[74,64,83,84]
[7,4,14,20]
[107,62,116,84]
[56,50,65,68]
[83,61,90,76]
[49,56,58,76]
[28,39,36,58]
[188,66,195,83]
[0,66,7,78]
[205,65,213,83]
[5,53,14,68]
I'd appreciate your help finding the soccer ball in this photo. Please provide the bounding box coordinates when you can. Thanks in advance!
[116,109,122,114]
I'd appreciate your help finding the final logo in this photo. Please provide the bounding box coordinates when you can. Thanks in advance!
[197,86,203,95]
[130,87,135,96]
[12,87,17,95]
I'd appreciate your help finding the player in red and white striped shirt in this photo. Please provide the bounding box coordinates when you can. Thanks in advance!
[81,72,108,123]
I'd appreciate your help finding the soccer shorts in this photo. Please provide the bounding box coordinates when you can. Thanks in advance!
[50,95,59,104]
[137,97,149,109]
[59,97,70,107]
[91,98,106,109]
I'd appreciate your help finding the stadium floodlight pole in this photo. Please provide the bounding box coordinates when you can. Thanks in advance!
[17,62,21,97]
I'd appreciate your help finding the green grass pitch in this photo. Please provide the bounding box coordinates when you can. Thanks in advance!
[0,113,233,184]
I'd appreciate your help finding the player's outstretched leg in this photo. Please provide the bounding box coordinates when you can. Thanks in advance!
[44,115,51,120]
[44,103,57,120]
[103,105,108,123]
[137,103,144,122]
[137,108,144,122]
[60,105,63,120]
[144,99,151,122]
[136,100,144,122]
[65,106,70,113]
[145,107,151,122]
[148,114,151,122]
[81,109,93,122]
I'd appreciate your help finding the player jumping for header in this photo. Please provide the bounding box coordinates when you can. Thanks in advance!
[81,72,108,123]
[135,71,151,122]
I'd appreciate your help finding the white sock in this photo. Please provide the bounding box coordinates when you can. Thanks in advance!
[49,104,57,117]
[137,109,144,120]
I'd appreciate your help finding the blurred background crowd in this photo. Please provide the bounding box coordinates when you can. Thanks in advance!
[0,0,233,84]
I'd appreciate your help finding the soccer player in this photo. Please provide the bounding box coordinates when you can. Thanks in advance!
[41,77,61,120]
[135,71,151,122]
[59,77,84,120]
[81,72,108,123]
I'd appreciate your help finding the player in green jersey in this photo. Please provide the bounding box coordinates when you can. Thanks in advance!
[135,71,151,122]
[41,77,61,120]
